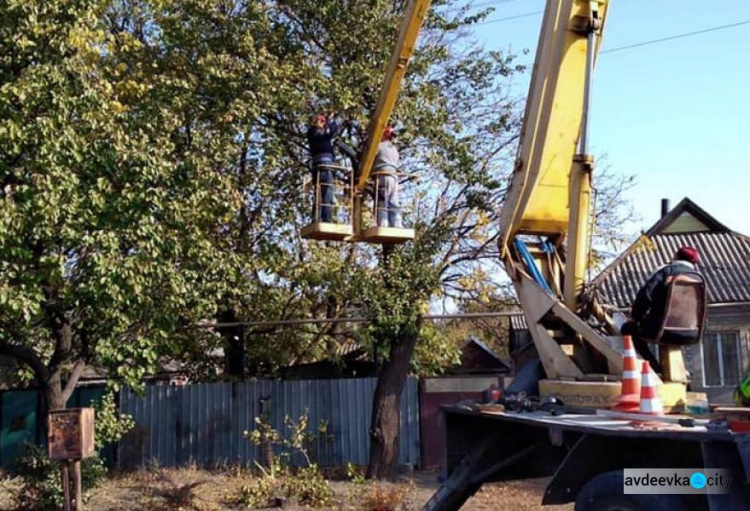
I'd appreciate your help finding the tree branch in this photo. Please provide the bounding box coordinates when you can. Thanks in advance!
[61,359,87,404]
[0,341,49,382]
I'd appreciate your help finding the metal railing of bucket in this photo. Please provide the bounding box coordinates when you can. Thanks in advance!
[303,161,354,225]
[368,169,419,229]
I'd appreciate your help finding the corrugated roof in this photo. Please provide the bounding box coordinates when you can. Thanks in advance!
[335,339,364,358]
[592,232,750,308]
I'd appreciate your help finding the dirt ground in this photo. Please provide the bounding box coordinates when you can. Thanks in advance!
[0,466,574,511]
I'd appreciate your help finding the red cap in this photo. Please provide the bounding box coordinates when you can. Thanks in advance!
[316,114,326,124]
[383,126,395,140]
[676,246,700,264]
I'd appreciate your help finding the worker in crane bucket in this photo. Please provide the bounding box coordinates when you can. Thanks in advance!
[621,246,704,374]
[307,112,341,223]
[373,126,403,228]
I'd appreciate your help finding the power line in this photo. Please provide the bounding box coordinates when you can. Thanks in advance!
[474,16,750,55]
[445,0,529,13]
[468,0,528,9]
[195,311,520,329]
[601,19,750,54]
[475,10,542,25]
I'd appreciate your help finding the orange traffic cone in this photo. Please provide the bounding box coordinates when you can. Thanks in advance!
[614,336,641,412]
[639,360,664,415]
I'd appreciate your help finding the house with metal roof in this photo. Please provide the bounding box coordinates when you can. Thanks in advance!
[589,197,750,403]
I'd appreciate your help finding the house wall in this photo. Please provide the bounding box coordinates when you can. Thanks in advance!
[685,303,750,404]
[660,212,710,234]
[419,376,504,468]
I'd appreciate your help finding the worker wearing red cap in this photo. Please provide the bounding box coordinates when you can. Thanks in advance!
[307,112,341,223]
[373,126,403,228]
[621,246,703,373]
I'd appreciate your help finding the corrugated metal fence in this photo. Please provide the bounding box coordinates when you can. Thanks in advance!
[119,378,419,469]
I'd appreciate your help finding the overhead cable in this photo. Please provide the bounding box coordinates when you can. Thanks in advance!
[601,20,750,54]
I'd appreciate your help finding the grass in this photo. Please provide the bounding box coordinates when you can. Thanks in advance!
[0,464,574,511]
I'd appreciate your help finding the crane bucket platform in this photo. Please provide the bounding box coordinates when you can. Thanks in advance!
[300,222,353,241]
[300,163,354,241]
[362,226,415,244]
[300,0,430,245]
[360,170,416,243]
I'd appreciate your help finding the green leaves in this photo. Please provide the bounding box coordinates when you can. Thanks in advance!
[0,0,247,390]
[0,0,632,391]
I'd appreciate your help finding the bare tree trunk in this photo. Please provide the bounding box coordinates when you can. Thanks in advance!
[218,307,245,379]
[366,328,419,480]
[45,371,65,411]
[44,361,86,412]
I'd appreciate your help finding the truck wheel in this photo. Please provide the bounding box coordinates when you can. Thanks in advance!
[575,471,693,511]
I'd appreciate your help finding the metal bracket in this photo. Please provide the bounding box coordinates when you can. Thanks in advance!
[589,1,601,31]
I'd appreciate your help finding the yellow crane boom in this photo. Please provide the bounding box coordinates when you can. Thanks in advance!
[498,0,623,380]
[500,0,608,295]
[356,0,432,192]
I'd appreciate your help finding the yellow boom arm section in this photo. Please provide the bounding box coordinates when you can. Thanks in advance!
[356,0,432,191]
[499,0,608,251]
[496,1,624,380]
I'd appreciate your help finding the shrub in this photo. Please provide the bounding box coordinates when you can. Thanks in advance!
[243,410,332,468]
[238,476,276,508]
[12,444,107,511]
[145,473,208,511]
[283,465,333,508]
[361,484,408,511]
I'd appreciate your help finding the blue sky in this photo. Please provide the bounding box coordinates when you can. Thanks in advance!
[467,0,750,237]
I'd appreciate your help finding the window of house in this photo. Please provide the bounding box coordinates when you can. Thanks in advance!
[701,331,742,386]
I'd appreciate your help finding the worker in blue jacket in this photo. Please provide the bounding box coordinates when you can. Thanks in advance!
[307,113,341,223]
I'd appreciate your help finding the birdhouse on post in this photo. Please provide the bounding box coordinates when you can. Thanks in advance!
[48,408,95,461]
[48,408,95,511]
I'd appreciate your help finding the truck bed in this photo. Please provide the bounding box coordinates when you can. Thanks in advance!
[444,405,730,441]
[422,404,750,511]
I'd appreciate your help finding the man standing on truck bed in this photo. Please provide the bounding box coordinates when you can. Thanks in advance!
[621,246,703,373]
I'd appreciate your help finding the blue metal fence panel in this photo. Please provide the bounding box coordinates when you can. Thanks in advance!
[119,378,419,469]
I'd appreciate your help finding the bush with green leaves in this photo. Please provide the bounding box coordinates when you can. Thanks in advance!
[238,475,276,508]
[243,410,331,468]
[93,392,136,448]
[282,465,333,508]
[241,411,334,507]
[12,444,107,511]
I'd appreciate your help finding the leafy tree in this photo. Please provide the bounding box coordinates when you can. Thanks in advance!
[0,0,256,408]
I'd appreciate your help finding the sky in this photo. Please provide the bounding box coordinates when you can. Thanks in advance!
[466,0,750,237]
